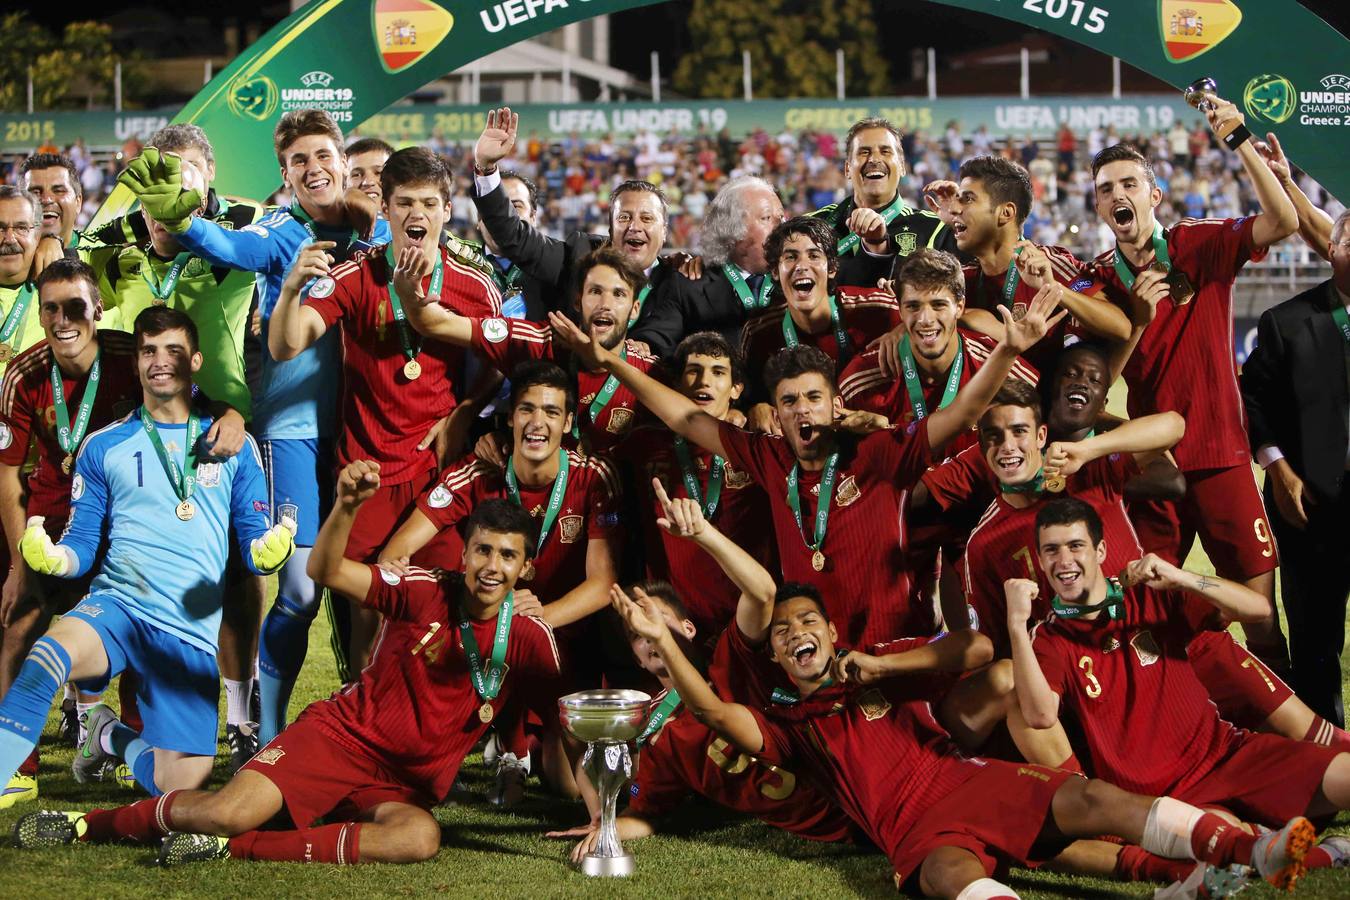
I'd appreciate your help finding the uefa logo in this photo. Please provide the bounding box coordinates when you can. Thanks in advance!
[1242,73,1297,124]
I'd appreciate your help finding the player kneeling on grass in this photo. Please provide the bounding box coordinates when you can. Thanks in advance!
[12,462,562,866]
[612,575,1318,898]
[0,307,291,798]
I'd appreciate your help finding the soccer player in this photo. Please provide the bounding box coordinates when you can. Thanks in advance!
[0,259,141,808]
[264,146,501,735]
[0,307,295,796]
[1083,91,1298,674]
[808,117,958,289]
[1010,498,1350,888]
[630,176,785,357]
[614,572,1314,897]
[548,284,1065,646]
[12,467,562,866]
[401,246,659,454]
[344,137,393,204]
[472,107,673,326]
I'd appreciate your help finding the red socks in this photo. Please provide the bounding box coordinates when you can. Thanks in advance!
[83,791,179,844]
[1303,715,1350,750]
[1189,812,1257,867]
[1114,845,1193,884]
[18,749,38,778]
[229,822,361,864]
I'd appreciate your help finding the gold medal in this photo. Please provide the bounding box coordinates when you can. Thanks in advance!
[478,701,494,723]
[1164,269,1195,306]
[175,499,195,521]
[811,549,826,572]
[0,343,14,363]
[521,560,535,581]
[61,454,73,475]
[1043,473,1066,493]
[403,358,422,380]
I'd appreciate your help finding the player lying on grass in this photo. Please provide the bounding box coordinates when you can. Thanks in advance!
[11,462,562,866]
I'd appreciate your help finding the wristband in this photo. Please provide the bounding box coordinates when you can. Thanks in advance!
[1221,123,1252,151]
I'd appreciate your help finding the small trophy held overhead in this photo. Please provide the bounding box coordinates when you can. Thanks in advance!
[558,689,651,877]
[1182,76,1252,149]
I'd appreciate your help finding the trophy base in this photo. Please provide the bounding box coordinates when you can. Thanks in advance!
[579,853,635,877]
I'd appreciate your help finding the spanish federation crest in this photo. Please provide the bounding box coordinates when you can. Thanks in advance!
[605,406,635,435]
[894,231,918,256]
[1131,631,1162,667]
[558,514,583,544]
[196,461,221,488]
[856,689,892,721]
[834,475,861,507]
[252,747,285,766]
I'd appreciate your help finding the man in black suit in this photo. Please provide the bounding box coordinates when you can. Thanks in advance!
[630,176,784,358]
[1241,208,1350,726]
[470,107,673,335]
[467,168,554,322]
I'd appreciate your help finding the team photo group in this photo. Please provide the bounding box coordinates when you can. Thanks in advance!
[0,64,1348,900]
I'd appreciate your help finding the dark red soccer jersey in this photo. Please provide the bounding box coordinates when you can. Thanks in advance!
[717,417,937,645]
[961,453,1144,658]
[306,247,501,484]
[838,329,1038,456]
[300,565,562,800]
[0,331,142,520]
[1031,584,1237,797]
[739,286,901,383]
[468,316,657,453]
[416,449,621,604]
[1084,217,1265,471]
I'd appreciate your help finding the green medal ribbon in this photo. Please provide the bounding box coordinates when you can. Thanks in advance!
[636,689,681,745]
[383,246,442,365]
[627,260,659,327]
[723,264,774,311]
[785,452,840,558]
[138,406,201,505]
[782,295,850,360]
[289,202,358,245]
[585,345,628,427]
[1000,467,1045,495]
[458,591,514,702]
[899,334,964,421]
[1332,303,1350,345]
[977,245,1024,310]
[51,350,101,456]
[673,437,724,519]
[1052,577,1125,621]
[0,283,35,352]
[496,263,524,296]
[1111,221,1172,290]
[505,449,570,552]
[141,250,193,303]
[835,194,909,255]
[770,654,841,705]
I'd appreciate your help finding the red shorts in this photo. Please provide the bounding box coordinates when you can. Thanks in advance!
[1173,732,1339,825]
[344,466,458,566]
[1189,629,1294,730]
[241,713,433,828]
[892,760,1078,886]
[1129,465,1278,580]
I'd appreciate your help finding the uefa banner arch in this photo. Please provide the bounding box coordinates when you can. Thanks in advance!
[92,0,1350,221]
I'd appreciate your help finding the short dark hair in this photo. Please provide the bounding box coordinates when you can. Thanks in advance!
[20,153,81,198]
[978,378,1043,433]
[500,170,540,217]
[844,117,903,159]
[762,345,836,402]
[671,331,744,388]
[35,257,100,299]
[773,581,828,618]
[1053,341,1110,382]
[345,137,394,159]
[1035,496,1104,547]
[575,246,647,304]
[627,579,691,623]
[273,109,344,164]
[134,306,199,354]
[893,248,965,303]
[1091,143,1157,192]
[764,216,838,293]
[610,180,668,223]
[465,497,538,559]
[958,155,1033,226]
[149,124,215,167]
[508,360,576,416]
[379,146,450,203]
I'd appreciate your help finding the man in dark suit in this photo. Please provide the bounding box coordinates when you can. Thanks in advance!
[630,176,784,358]
[467,169,553,322]
[1241,209,1350,726]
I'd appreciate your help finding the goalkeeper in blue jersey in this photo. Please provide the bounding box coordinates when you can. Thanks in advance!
[118,110,390,748]
[0,307,296,796]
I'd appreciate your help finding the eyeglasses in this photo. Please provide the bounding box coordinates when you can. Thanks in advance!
[0,223,37,238]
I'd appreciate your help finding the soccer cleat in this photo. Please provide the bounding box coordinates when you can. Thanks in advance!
[72,704,118,784]
[1313,834,1350,867]
[488,751,529,807]
[0,774,38,810]
[226,722,260,773]
[158,832,230,867]
[58,697,79,746]
[1153,863,1252,899]
[481,731,502,767]
[106,762,137,790]
[12,810,86,849]
[1251,816,1315,891]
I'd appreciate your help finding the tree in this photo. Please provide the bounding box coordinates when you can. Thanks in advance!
[673,0,890,99]
[0,13,144,112]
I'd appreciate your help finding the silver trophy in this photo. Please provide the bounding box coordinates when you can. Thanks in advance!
[558,689,651,877]
[1183,76,1219,112]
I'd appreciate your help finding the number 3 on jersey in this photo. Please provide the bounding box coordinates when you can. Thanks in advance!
[1078,655,1103,698]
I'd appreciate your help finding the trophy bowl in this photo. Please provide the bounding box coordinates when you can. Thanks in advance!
[1183,76,1219,111]
[558,689,651,743]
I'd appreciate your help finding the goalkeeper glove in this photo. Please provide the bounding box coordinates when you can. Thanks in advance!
[19,517,72,576]
[117,148,202,234]
[251,516,297,574]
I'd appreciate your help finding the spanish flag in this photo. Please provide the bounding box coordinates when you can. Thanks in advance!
[373,0,454,73]
[1159,0,1243,63]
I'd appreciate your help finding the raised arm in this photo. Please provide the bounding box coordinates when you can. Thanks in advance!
[1122,554,1271,623]
[268,241,335,361]
[1042,411,1185,480]
[1015,241,1129,341]
[538,535,618,629]
[1204,97,1297,248]
[1254,133,1334,260]
[396,245,474,346]
[307,460,382,601]
[836,629,993,686]
[1005,578,1062,729]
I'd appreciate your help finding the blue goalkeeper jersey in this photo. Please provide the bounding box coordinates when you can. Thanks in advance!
[59,409,274,655]
[176,209,391,441]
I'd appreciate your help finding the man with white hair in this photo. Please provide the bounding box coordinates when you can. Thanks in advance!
[630,176,784,358]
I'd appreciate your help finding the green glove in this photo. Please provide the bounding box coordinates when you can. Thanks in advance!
[250,516,297,574]
[19,517,71,577]
[116,147,202,234]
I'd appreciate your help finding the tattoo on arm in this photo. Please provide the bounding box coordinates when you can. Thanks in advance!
[1194,575,1217,592]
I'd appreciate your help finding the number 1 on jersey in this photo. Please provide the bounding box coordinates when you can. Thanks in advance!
[133,450,143,487]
